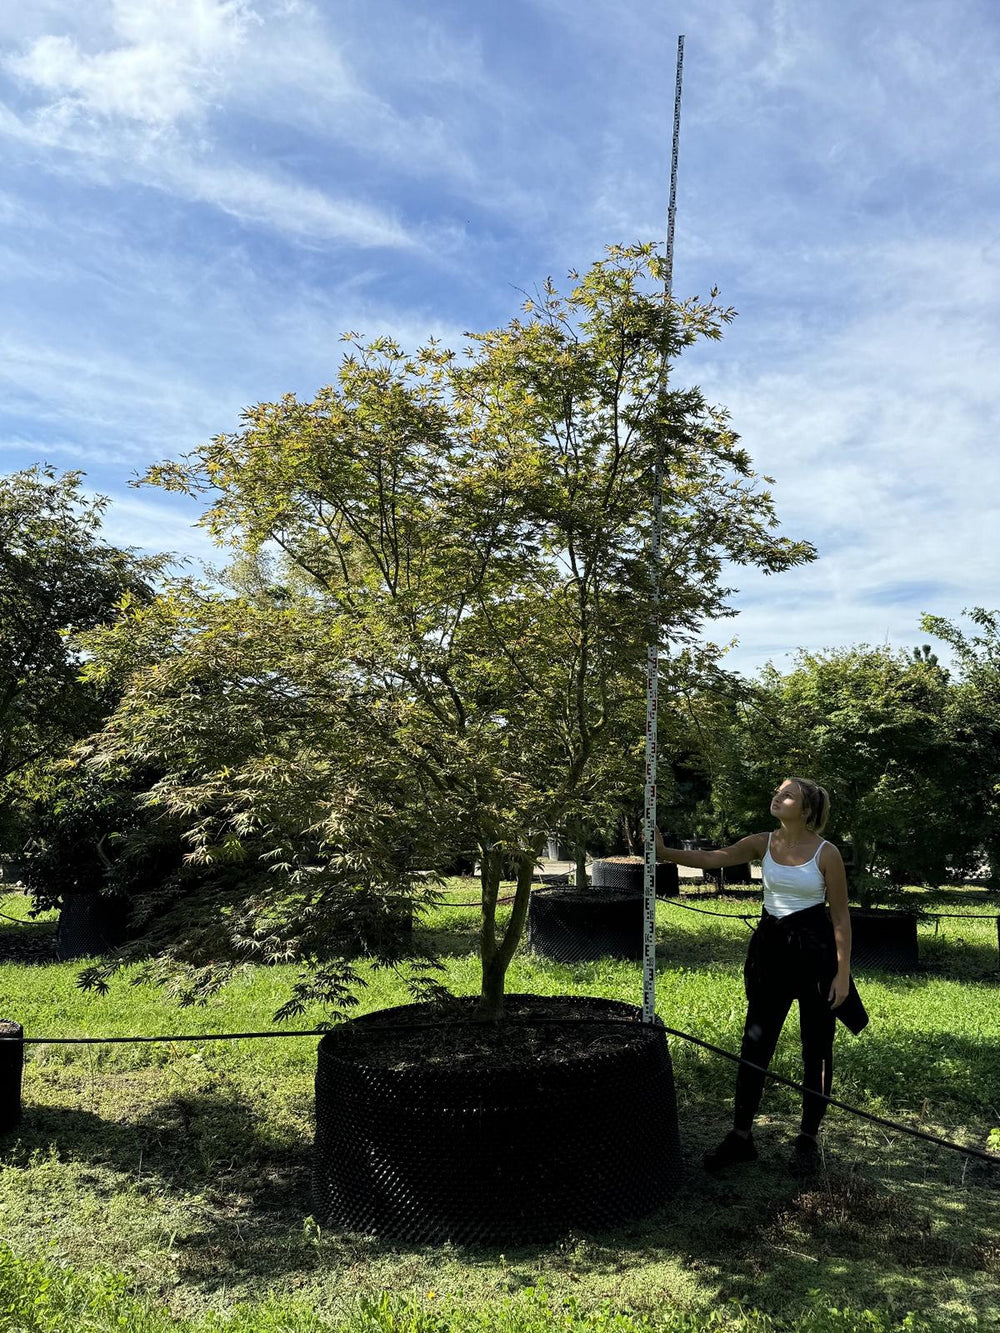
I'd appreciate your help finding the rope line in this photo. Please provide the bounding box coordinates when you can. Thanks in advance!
[661,899,756,922]
[660,898,999,925]
[0,1015,996,1165]
[0,1028,326,1044]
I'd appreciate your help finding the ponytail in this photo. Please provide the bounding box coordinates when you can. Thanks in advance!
[787,776,830,833]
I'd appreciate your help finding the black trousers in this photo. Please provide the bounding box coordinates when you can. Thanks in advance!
[733,904,838,1136]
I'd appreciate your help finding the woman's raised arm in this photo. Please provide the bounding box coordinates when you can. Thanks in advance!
[653,830,765,870]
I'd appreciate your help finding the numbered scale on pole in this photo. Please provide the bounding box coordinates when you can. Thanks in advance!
[642,33,684,1026]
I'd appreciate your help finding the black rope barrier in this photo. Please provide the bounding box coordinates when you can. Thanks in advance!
[0,1028,328,1044]
[0,1015,997,1166]
[921,911,1000,920]
[660,899,756,922]
[1,884,998,1167]
[661,897,1000,927]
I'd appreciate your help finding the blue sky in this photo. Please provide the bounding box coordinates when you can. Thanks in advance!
[2,0,998,679]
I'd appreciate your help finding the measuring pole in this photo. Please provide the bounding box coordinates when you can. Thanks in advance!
[642,34,685,1025]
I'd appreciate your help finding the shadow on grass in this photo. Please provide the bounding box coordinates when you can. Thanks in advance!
[1,1089,318,1290]
[0,916,58,967]
[918,928,1000,981]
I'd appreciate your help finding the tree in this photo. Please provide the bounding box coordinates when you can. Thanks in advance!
[72,244,815,1018]
[712,644,976,901]
[921,608,1000,883]
[0,466,173,864]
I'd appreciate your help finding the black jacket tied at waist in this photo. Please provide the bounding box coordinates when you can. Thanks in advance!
[745,902,869,1036]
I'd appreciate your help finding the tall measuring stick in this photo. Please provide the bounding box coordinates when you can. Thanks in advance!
[642,34,685,1025]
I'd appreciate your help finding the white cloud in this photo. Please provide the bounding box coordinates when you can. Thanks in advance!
[692,229,1000,677]
[5,0,252,128]
[0,1,428,251]
[86,489,221,570]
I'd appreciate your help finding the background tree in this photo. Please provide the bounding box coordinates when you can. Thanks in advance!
[708,644,975,902]
[72,245,815,1018]
[0,466,172,868]
[921,608,1000,885]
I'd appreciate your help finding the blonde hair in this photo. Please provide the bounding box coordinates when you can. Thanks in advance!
[785,776,830,833]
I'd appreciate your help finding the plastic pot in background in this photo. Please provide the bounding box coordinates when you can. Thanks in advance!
[545,834,567,861]
[527,888,643,963]
[722,863,756,886]
[56,893,130,962]
[590,857,678,898]
[849,908,919,973]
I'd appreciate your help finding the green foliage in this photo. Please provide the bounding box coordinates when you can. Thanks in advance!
[13,754,183,913]
[66,586,455,1013]
[0,465,172,806]
[692,645,980,904]
[920,609,1000,884]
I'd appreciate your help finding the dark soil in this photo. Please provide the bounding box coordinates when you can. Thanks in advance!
[324,993,656,1074]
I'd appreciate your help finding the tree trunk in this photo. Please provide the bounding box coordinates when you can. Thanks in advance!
[564,815,588,890]
[478,850,536,1020]
[478,845,502,1012]
[575,844,587,891]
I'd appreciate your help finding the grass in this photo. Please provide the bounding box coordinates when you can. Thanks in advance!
[0,882,998,1331]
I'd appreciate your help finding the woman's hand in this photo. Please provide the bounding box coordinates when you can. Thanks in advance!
[828,971,850,1009]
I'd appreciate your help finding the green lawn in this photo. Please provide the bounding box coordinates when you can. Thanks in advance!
[0,883,998,1332]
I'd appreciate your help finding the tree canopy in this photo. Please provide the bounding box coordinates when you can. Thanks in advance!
[0,466,174,859]
[66,245,816,1017]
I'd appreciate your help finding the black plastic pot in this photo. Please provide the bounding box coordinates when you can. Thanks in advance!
[722,863,756,886]
[849,908,920,973]
[312,994,682,1244]
[56,893,130,962]
[0,1020,22,1134]
[527,887,643,962]
[590,858,679,898]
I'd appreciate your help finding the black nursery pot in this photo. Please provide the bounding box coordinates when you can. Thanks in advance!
[56,892,130,962]
[590,857,679,898]
[0,1020,23,1134]
[312,994,682,1245]
[722,863,755,887]
[527,887,643,962]
[849,907,920,973]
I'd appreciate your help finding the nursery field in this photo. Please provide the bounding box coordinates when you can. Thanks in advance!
[0,883,998,1333]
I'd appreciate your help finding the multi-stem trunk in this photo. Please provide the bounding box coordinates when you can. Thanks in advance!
[477,847,536,1020]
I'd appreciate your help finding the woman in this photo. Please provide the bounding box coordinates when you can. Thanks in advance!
[655,777,860,1176]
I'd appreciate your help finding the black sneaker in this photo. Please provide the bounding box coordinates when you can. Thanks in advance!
[703,1130,758,1173]
[789,1133,821,1177]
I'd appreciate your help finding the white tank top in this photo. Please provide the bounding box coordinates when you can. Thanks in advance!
[762,832,827,918]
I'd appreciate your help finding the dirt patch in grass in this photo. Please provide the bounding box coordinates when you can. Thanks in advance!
[754,1171,1000,1274]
